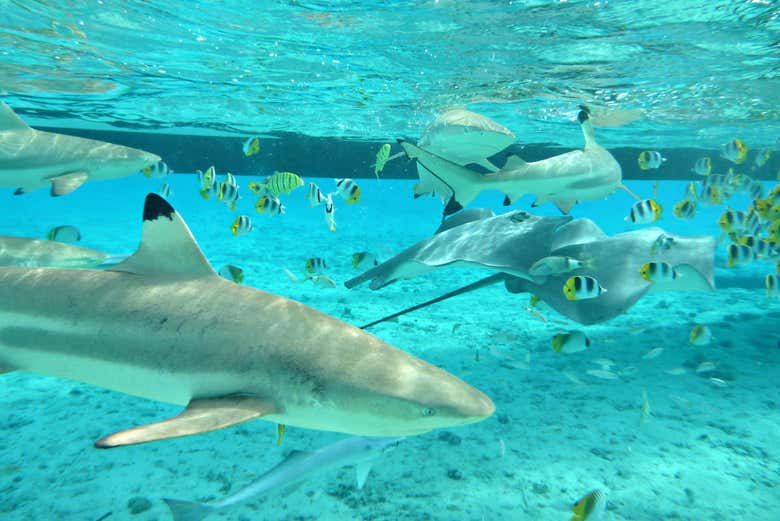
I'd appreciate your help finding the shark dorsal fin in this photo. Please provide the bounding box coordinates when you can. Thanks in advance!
[0,102,32,132]
[578,109,597,149]
[503,155,527,170]
[112,193,215,278]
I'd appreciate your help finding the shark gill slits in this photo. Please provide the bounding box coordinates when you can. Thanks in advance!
[143,193,175,222]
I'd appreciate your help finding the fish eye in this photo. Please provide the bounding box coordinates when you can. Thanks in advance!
[422,407,437,417]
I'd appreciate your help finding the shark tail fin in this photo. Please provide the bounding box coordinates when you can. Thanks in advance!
[399,140,484,213]
[163,498,218,521]
[111,193,216,278]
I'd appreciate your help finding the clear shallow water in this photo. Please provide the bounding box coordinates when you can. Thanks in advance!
[1,1,780,520]
[1,0,779,147]
[1,176,779,520]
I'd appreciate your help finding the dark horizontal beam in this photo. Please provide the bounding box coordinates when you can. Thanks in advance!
[39,126,779,182]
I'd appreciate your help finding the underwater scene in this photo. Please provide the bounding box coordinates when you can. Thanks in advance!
[1,1,779,521]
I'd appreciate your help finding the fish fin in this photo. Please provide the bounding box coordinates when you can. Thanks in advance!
[94,396,278,448]
[618,183,642,201]
[578,107,597,149]
[355,461,374,490]
[503,195,512,206]
[443,197,463,215]
[0,102,32,132]
[503,155,527,170]
[647,264,713,293]
[399,140,484,210]
[111,193,216,278]
[475,158,500,172]
[553,199,576,214]
[49,171,88,196]
[162,498,218,521]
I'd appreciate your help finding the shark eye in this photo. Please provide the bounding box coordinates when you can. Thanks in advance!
[422,407,437,417]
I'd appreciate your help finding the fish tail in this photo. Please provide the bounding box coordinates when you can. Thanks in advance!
[162,498,218,521]
[398,140,485,215]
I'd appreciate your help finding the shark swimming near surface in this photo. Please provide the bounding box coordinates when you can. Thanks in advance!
[0,101,160,196]
[163,436,404,521]
[0,194,494,448]
[400,108,624,215]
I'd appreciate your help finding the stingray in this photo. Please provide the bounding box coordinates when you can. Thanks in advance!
[346,211,715,326]
[402,108,627,216]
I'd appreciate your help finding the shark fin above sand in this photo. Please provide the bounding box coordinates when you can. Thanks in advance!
[48,171,88,196]
[355,461,374,489]
[94,396,278,448]
[0,102,32,132]
[111,193,216,278]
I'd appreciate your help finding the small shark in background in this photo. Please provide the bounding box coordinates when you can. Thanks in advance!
[400,108,623,215]
[0,101,160,196]
[0,194,493,449]
[163,436,404,521]
[0,235,123,268]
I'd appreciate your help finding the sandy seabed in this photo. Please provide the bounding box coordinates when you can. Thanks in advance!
[1,175,778,521]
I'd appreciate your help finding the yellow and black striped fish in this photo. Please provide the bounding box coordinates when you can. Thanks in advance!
[563,275,607,301]
[305,257,327,275]
[336,178,361,204]
[256,195,285,215]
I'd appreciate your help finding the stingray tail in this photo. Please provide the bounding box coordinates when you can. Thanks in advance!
[398,140,485,215]
[162,498,218,521]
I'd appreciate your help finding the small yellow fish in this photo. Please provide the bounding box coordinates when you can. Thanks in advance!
[637,150,666,170]
[276,423,285,446]
[142,160,171,178]
[256,195,285,215]
[752,146,772,170]
[335,178,361,204]
[722,138,749,164]
[689,324,713,346]
[640,261,679,283]
[218,264,245,284]
[306,274,337,288]
[563,275,607,301]
[230,215,253,237]
[700,185,723,206]
[692,157,711,177]
[718,208,746,234]
[47,225,81,243]
[242,136,260,157]
[198,166,218,199]
[650,234,675,256]
[550,330,590,354]
[570,489,607,521]
[374,143,391,176]
[625,199,662,224]
[726,243,754,268]
[305,257,327,275]
[306,181,325,207]
[351,251,378,269]
[673,200,696,219]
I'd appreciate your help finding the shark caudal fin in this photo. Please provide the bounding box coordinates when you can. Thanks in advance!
[111,193,216,278]
[162,498,218,521]
[399,140,485,215]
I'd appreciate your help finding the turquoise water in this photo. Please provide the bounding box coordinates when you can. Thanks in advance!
[1,1,780,521]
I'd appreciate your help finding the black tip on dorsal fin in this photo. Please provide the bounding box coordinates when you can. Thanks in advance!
[577,106,590,123]
[503,195,512,206]
[143,193,175,222]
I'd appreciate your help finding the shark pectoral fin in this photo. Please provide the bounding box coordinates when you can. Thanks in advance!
[111,193,216,278]
[503,154,527,170]
[355,461,374,490]
[162,498,218,521]
[553,199,577,215]
[94,396,278,448]
[49,171,89,196]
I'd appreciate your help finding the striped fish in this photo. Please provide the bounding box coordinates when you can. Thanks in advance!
[335,178,361,204]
